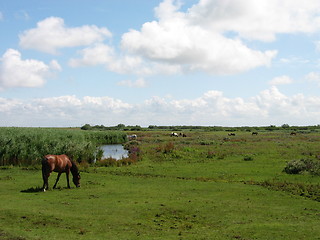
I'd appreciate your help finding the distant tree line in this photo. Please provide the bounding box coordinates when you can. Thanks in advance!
[81,124,320,132]
[148,124,320,132]
[81,124,142,131]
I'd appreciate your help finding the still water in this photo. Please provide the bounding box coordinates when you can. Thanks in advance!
[100,144,129,160]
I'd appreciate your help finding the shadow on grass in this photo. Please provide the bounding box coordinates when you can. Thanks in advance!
[21,186,76,193]
[20,186,43,193]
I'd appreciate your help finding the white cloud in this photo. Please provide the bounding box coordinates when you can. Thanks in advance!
[0,49,60,90]
[70,0,320,76]
[305,72,320,86]
[49,60,62,71]
[19,17,111,54]
[269,75,293,85]
[117,78,147,88]
[69,43,181,76]
[1,87,320,127]
[121,0,277,75]
[189,0,320,41]
[69,43,114,67]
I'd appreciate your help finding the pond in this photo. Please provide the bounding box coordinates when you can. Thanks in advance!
[100,144,129,160]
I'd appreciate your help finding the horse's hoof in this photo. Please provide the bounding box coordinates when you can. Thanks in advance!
[43,189,46,192]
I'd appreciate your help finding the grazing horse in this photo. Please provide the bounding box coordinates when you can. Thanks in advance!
[252,132,258,135]
[42,154,80,191]
[228,133,236,136]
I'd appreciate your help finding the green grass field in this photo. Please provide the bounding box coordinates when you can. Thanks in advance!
[0,130,319,239]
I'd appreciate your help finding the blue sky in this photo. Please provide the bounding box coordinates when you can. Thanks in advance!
[1,0,320,127]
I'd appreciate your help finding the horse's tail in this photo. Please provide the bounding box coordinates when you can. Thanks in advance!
[41,157,48,172]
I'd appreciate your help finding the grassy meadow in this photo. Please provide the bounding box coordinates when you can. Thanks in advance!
[0,128,319,239]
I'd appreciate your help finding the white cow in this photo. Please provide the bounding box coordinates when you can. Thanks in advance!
[171,132,178,137]
[128,134,137,140]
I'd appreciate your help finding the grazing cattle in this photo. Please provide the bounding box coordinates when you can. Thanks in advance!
[128,134,137,140]
[171,132,179,137]
[252,132,258,135]
[42,154,80,191]
[228,133,236,136]
[182,133,187,137]
[290,132,297,136]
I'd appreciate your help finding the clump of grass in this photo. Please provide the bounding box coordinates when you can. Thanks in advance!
[243,155,254,161]
[154,142,175,154]
[163,142,175,153]
[206,151,215,158]
[199,140,215,145]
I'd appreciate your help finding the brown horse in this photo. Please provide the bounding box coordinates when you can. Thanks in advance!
[42,154,80,191]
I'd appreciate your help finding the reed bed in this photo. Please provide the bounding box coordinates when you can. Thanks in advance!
[0,127,127,166]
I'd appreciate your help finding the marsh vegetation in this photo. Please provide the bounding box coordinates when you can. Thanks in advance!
[0,127,319,239]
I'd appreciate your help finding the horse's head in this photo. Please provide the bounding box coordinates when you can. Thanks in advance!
[73,173,81,187]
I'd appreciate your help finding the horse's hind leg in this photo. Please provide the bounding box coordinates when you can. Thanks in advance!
[53,173,62,189]
[42,166,49,191]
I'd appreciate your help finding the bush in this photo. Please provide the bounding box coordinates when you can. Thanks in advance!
[284,159,320,175]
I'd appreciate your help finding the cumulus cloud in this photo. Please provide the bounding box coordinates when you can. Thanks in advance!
[70,0,320,76]
[70,0,284,75]
[269,75,293,85]
[0,95,132,127]
[69,43,181,76]
[189,0,320,41]
[121,0,277,75]
[0,49,61,90]
[69,43,114,67]
[19,17,111,54]
[0,87,319,127]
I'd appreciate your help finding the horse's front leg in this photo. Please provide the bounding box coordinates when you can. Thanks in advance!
[66,170,71,188]
[53,172,62,189]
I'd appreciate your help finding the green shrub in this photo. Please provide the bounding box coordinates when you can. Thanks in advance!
[284,159,320,175]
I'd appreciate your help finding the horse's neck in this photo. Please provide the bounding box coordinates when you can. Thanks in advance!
[70,162,78,175]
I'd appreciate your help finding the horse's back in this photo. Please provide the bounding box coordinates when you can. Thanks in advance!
[43,154,72,172]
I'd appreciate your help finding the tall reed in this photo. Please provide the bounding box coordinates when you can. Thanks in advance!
[0,127,127,166]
